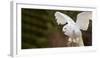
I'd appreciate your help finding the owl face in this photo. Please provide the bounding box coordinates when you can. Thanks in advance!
[62,24,81,37]
[62,24,73,37]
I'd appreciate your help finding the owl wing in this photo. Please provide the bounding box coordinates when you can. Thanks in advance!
[55,12,75,25]
[76,11,92,30]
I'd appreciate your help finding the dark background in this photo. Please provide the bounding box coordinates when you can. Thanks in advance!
[21,8,92,49]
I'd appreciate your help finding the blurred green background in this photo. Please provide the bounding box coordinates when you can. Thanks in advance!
[21,8,92,49]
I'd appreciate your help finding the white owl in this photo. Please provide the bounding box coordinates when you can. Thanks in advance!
[55,11,92,46]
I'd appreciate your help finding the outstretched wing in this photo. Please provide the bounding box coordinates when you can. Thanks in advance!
[76,11,92,30]
[55,12,75,25]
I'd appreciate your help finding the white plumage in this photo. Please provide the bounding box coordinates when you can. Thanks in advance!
[55,11,92,46]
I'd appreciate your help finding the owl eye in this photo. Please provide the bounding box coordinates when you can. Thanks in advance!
[64,28,67,30]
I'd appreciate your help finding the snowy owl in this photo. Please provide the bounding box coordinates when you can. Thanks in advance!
[55,11,92,46]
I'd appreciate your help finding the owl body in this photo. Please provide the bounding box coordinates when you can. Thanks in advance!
[55,11,92,46]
